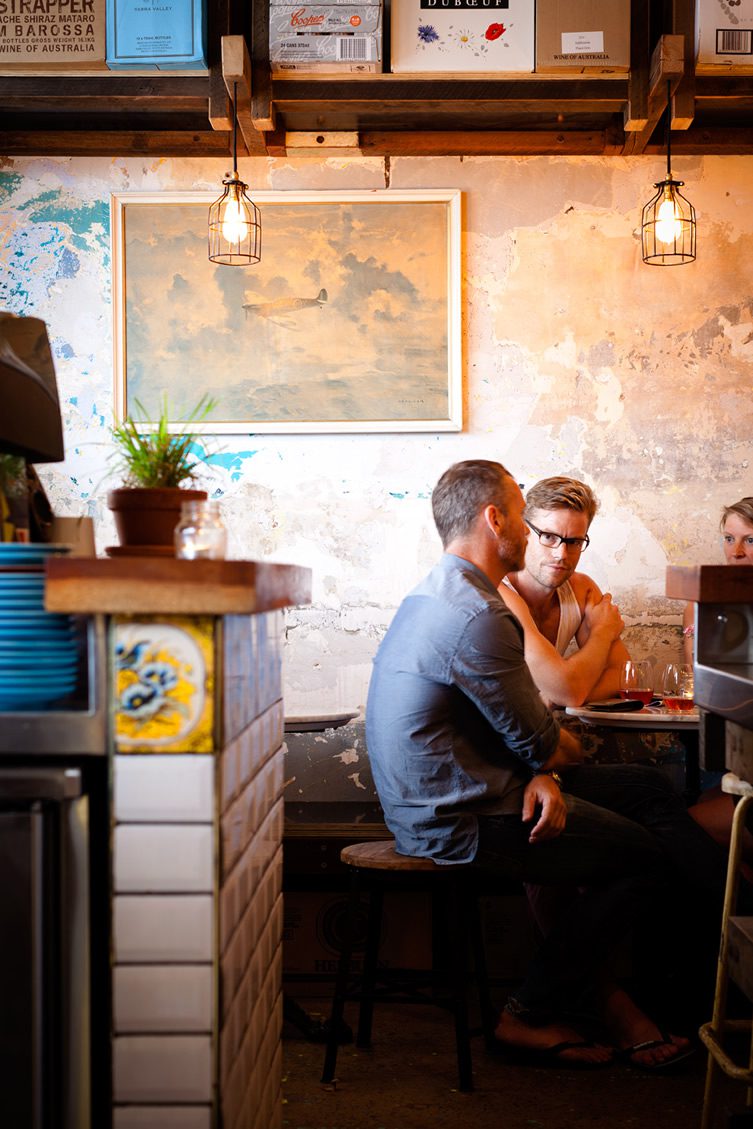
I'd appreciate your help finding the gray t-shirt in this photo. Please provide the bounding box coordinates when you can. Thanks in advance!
[366,553,560,864]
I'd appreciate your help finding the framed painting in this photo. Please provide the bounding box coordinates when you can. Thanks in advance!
[112,189,462,434]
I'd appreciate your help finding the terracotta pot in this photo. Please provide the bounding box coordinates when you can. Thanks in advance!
[107,486,208,548]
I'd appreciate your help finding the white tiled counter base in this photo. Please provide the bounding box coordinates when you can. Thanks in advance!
[113,755,215,1128]
[112,610,286,1129]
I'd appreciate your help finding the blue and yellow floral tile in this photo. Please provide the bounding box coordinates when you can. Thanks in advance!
[113,616,215,753]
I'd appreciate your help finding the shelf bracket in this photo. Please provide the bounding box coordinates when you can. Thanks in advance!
[220,35,268,155]
[623,34,685,155]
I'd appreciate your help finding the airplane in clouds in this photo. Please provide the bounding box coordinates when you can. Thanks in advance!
[242,288,328,327]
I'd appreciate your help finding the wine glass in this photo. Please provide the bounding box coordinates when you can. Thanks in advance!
[619,661,654,705]
[659,663,695,712]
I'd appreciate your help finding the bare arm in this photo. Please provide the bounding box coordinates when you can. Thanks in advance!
[574,581,631,701]
[499,582,625,707]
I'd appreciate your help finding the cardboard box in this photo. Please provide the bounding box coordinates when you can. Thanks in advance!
[106,0,207,70]
[270,2,382,74]
[0,0,107,72]
[283,890,431,978]
[390,0,534,74]
[536,0,630,73]
[696,0,753,69]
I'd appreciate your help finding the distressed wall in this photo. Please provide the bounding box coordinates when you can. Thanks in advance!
[2,154,752,730]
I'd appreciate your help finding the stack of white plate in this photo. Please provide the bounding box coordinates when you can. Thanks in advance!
[0,543,79,712]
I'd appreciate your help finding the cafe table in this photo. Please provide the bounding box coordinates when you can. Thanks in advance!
[565,703,702,801]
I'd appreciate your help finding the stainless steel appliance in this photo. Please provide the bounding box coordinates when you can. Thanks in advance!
[0,616,108,1129]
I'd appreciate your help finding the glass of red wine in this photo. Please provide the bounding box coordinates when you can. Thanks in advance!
[619,661,654,705]
[659,663,695,712]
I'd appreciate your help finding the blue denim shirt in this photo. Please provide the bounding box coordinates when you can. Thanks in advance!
[366,554,560,864]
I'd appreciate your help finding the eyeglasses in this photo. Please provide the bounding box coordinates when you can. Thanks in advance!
[525,519,590,552]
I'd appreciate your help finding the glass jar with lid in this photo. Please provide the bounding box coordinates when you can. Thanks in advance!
[174,499,227,560]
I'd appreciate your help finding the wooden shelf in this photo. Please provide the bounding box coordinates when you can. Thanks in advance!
[2,0,753,157]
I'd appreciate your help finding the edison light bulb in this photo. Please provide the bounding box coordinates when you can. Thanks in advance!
[655,190,682,246]
[221,190,245,245]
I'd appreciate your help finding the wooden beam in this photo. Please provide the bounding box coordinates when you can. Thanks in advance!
[250,0,276,133]
[359,130,611,156]
[625,0,650,130]
[651,125,753,154]
[0,76,207,113]
[622,34,685,154]
[671,0,696,129]
[208,64,232,131]
[0,131,233,157]
[285,131,361,154]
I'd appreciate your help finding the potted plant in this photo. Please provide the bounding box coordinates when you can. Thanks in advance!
[0,452,29,542]
[107,395,217,551]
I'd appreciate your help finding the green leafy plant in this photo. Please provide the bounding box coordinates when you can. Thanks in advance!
[0,453,27,498]
[111,395,217,489]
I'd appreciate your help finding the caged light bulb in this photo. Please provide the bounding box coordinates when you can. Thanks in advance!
[221,189,246,246]
[655,190,682,246]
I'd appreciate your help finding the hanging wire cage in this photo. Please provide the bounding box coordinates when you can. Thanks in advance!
[641,80,696,266]
[641,175,696,266]
[208,81,262,267]
[208,171,262,266]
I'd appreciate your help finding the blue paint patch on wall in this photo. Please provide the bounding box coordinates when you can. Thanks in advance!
[389,492,406,499]
[22,198,110,256]
[204,449,259,481]
[0,171,23,204]
[56,247,80,280]
[57,342,75,359]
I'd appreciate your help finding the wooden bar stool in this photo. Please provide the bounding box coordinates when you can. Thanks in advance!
[320,839,498,1092]
[700,774,753,1128]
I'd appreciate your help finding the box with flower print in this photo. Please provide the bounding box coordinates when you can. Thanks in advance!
[390,0,533,74]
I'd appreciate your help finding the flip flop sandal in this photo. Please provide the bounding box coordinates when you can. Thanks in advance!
[620,1035,695,1072]
[493,1039,614,1069]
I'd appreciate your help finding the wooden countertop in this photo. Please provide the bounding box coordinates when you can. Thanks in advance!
[666,565,753,603]
[44,557,312,615]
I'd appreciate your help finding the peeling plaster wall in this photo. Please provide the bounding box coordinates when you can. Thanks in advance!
[2,153,753,728]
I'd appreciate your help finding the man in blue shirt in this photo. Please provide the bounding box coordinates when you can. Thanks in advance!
[367,459,725,1069]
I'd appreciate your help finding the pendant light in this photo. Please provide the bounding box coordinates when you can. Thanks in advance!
[641,81,696,266]
[208,81,262,266]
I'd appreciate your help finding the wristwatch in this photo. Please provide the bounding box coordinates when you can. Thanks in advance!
[536,769,564,789]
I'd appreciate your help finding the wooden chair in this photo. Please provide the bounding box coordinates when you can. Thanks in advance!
[320,839,498,1092]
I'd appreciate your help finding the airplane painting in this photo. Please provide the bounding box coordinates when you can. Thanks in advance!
[243,288,328,328]
[118,191,460,432]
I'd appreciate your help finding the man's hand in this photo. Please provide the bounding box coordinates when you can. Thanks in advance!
[522,775,567,843]
[581,589,624,643]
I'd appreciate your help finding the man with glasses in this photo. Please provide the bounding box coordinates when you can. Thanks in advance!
[499,477,629,707]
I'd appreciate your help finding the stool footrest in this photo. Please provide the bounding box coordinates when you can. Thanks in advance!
[700,1021,753,1084]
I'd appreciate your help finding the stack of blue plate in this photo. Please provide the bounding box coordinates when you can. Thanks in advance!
[0,543,79,711]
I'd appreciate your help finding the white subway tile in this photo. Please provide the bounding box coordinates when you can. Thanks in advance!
[114,826,214,892]
[113,1036,212,1103]
[114,895,213,962]
[114,1107,211,1129]
[114,966,213,1033]
[114,756,214,822]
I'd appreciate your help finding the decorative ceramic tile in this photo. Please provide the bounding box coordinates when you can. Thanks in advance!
[113,616,215,753]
